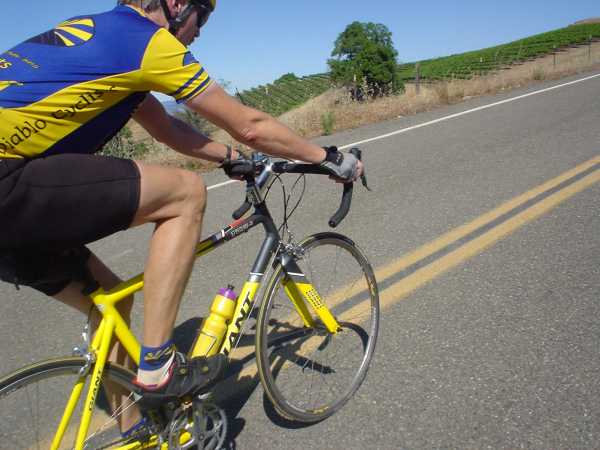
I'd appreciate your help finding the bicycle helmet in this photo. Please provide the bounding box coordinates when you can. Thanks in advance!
[160,0,216,34]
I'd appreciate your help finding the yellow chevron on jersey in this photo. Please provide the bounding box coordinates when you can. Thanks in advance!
[0,81,23,92]
[54,18,95,46]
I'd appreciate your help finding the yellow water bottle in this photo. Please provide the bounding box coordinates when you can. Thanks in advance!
[191,285,237,357]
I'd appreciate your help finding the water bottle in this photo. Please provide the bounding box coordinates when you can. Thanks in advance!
[191,285,237,357]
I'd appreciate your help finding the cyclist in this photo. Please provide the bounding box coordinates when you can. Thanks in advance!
[0,0,362,437]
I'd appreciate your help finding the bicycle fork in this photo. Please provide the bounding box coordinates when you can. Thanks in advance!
[216,248,341,360]
[280,245,342,333]
[281,269,341,334]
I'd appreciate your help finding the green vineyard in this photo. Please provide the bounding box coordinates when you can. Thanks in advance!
[236,73,332,116]
[397,23,600,82]
[235,23,600,117]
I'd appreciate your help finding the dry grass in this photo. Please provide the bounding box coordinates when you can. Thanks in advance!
[574,18,600,25]
[139,42,600,169]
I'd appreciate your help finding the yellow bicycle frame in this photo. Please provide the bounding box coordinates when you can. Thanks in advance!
[50,215,340,450]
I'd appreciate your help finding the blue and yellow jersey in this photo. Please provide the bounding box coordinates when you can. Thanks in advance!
[0,5,213,159]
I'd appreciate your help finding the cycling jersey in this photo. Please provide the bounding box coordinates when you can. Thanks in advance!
[0,5,213,159]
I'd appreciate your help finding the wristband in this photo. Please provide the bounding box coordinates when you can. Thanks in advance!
[323,146,343,166]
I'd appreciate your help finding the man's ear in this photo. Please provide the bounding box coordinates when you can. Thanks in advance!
[172,0,187,14]
[164,0,177,15]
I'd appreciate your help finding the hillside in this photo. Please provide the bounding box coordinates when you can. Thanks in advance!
[226,22,600,117]
[574,18,600,25]
[396,22,600,82]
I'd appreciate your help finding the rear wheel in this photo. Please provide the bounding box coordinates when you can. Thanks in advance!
[0,357,151,449]
[256,233,379,422]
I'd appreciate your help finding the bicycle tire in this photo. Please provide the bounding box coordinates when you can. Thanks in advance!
[255,232,379,423]
[0,357,148,450]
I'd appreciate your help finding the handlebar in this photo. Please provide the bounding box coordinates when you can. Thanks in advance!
[227,148,364,228]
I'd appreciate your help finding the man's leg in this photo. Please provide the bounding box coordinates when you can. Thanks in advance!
[127,161,230,397]
[131,162,207,348]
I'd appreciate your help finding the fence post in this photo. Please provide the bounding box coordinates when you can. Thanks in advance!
[589,35,592,63]
[553,45,557,70]
[415,62,420,95]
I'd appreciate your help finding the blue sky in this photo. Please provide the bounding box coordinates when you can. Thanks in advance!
[1,1,597,94]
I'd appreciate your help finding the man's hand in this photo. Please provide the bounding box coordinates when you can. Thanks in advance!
[220,146,250,180]
[320,146,363,183]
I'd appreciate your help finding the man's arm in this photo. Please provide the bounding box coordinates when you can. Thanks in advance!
[134,88,362,181]
[133,93,235,162]
[185,83,328,164]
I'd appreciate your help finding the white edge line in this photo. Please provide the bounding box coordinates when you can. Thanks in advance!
[208,72,600,189]
[339,72,600,149]
[207,179,239,191]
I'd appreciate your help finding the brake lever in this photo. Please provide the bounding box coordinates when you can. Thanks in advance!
[360,172,371,191]
[233,199,251,220]
[349,147,371,191]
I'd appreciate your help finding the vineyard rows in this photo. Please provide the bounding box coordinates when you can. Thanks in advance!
[236,74,332,116]
[235,23,600,117]
[398,23,600,81]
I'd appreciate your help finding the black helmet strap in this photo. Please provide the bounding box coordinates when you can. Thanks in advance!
[159,0,194,34]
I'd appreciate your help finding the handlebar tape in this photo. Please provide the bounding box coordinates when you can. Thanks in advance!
[328,182,353,228]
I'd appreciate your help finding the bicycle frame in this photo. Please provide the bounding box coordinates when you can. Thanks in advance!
[53,200,341,450]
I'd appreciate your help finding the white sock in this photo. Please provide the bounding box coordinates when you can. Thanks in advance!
[136,351,175,388]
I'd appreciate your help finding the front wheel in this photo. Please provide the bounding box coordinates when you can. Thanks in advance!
[255,232,379,423]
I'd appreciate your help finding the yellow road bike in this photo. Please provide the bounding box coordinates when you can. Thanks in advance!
[0,150,379,450]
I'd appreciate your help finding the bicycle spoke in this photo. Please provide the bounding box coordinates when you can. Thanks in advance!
[330,246,341,298]
[84,391,140,447]
[24,384,41,450]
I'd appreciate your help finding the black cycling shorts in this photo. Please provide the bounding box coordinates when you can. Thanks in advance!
[0,153,141,296]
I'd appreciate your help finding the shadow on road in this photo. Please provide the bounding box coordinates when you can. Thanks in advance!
[174,316,320,447]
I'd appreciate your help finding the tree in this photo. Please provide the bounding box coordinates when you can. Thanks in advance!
[274,73,298,84]
[328,22,403,99]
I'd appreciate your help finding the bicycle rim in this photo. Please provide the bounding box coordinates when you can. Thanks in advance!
[256,232,379,422]
[0,357,150,450]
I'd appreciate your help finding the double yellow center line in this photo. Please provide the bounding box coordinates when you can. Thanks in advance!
[375,155,600,306]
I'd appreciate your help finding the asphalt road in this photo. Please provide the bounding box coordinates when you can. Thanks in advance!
[2,68,600,449]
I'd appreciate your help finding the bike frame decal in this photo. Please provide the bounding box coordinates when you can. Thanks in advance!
[76,316,115,450]
[279,256,341,334]
[283,276,340,334]
[52,377,87,450]
[281,277,315,328]
[50,320,108,450]
[52,318,116,450]
[220,280,260,356]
